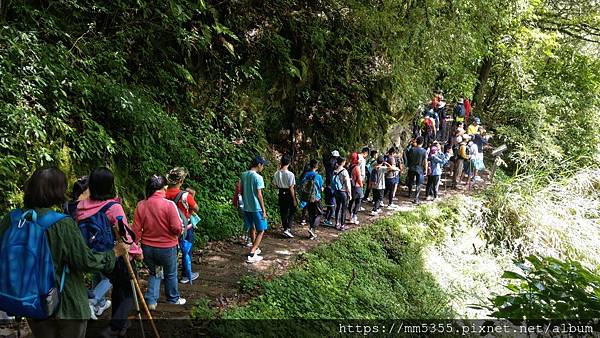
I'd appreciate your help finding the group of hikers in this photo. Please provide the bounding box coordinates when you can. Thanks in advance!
[0,166,201,338]
[236,91,490,264]
[0,91,490,338]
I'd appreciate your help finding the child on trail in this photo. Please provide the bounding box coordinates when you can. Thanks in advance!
[273,155,297,238]
[0,167,127,338]
[165,167,200,284]
[134,175,187,310]
[347,153,364,225]
[299,159,323,240]
[406,136,428,204]
[332,156,351,230]
[75,167,141,337]
[240,156,269,263]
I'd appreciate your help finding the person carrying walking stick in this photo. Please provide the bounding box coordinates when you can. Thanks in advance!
[114,216,160,338]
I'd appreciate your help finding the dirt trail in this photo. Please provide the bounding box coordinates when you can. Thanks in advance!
[149,176,486,319]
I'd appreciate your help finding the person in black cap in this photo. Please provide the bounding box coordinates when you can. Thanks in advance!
[240,156,269,263]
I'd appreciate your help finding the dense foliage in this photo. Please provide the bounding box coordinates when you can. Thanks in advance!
[490,255,600,320]
[0,0,514,239]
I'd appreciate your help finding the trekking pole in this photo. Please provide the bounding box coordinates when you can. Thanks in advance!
[115,217,161,338]
[129,266,145,338]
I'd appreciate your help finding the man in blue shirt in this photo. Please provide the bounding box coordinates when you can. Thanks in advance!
[300,159,323,240]
[240,156,269,263]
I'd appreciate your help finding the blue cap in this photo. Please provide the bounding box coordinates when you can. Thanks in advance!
[252,156,269,166]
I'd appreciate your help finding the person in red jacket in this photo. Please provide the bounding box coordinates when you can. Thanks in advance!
[133,175,185,311]
[464,96,472,125]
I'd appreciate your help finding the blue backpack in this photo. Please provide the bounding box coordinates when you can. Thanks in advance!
[332,169,347,191]
[0,209,68,319]
[78,202,117,253]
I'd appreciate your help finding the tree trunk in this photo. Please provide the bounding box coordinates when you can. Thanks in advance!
[472,56,493,110]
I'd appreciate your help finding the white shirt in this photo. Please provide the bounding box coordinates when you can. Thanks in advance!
[358,154,366,180]
[273,169,296,189]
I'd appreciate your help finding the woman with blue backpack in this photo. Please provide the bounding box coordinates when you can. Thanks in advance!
[75,167,141,337]
[0,167,128,338]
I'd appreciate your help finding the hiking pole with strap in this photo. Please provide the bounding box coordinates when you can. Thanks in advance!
[115,216,160,338]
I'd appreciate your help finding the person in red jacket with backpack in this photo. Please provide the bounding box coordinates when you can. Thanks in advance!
[165,167,200,284]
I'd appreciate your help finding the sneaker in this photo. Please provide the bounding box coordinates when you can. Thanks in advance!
[254,248,262,256]
[94,299,111,317]
[352,216,360,225]
[247,254,263,263]
[148,303,157,311]
[308,228,317,240]
[339,225,349,231]
[283,229,294,238]
[370,211,378,216]
[181,272,200,284]
[246,238,253,247]
[300,220,306,226]
[426,196,433,201]
[89,301,98,320]
[335,223,341,228]
[387,203,396,209]
[359,207,365,212]
[322,220,333,226]
[172,298,187,305]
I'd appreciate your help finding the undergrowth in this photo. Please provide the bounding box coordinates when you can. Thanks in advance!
[190,202,469,335]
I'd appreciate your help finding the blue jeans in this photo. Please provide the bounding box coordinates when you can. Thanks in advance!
[142,245,180,305]
[90,274,112,306]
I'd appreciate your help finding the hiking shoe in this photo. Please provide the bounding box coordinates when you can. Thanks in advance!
[147,303,157,311]
[95,300,111,317]
[89,300,98,320]
[283,229,294,238]
[172,298,187,305]
[247,254,263,263]
[181,272,200,284]
[308,228,317,240]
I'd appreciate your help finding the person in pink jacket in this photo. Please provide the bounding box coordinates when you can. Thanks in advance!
[133,174,186,311]
[75,167,141,337]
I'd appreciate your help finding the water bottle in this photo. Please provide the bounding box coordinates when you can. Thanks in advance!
[156,266,164,279]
